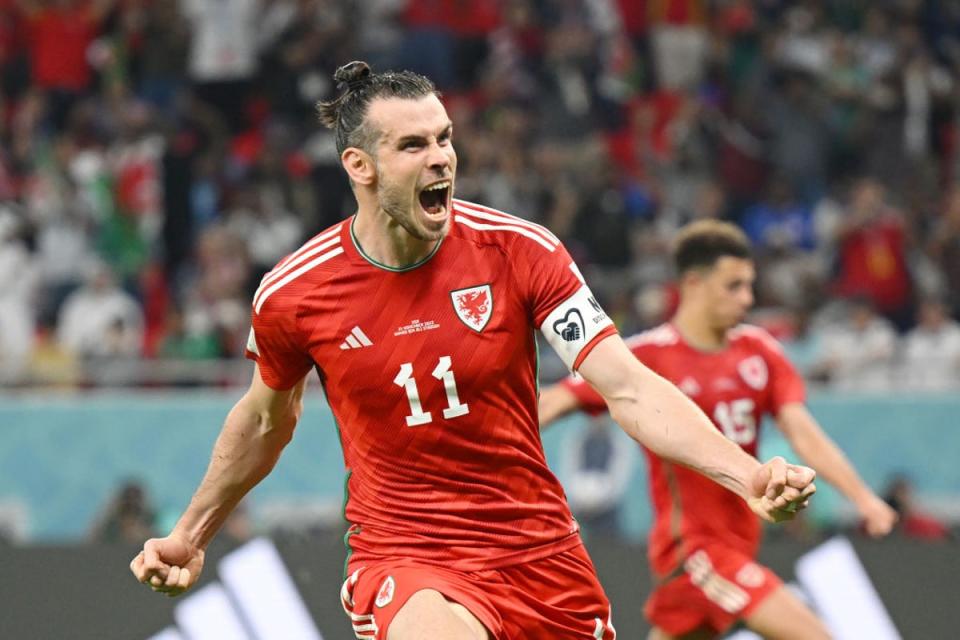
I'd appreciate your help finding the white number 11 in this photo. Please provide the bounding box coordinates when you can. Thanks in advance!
[394,356,470,427]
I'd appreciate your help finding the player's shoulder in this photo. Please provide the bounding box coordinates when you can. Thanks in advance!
[728,323,786,354]
[252,220,349,315]
[623,323,680,352]
[451,199,562,255]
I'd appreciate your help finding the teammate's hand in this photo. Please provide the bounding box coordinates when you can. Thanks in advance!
[747,456,816,523]
[857,494,898,537]
[130,534,205,597]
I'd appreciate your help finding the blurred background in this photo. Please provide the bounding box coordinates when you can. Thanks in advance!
[0,0,958,638]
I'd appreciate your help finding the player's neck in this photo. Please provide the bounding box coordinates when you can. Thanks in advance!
[352,205,441,269]
[673,305,728,351]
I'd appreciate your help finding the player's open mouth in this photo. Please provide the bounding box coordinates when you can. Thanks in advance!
[418,180,451,218]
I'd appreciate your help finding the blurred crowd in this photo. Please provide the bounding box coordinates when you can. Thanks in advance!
[1,0,960,390]
[72,469,952,546]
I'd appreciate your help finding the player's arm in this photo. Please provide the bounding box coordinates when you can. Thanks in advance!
[130,366,306,596]
[775,403,897,537]
[538,383,583,429]
[577,335,816,523]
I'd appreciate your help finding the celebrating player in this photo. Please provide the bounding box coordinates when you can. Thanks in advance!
[130,63,816,640]
[540,220,897,640]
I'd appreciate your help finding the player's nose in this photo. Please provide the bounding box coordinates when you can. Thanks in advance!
[426,141,452,172]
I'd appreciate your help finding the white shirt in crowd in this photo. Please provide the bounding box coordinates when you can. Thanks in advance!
[57,280,144,358]
[181,0,261,82]
[900,321,960,391]
[818,316,897,392]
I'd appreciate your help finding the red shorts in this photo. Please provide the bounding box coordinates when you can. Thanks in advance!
[341,543,616,639]
[644,542,781,636]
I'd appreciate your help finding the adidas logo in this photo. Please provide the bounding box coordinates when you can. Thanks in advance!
[339,326,373,350]
[149,538,324,640]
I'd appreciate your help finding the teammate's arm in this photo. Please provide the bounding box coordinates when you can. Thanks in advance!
[775,403,897,537]
[538,384,582,429]
[577,336,816,523]
[130,366,307,596]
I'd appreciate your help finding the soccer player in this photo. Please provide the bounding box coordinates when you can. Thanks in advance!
[539,220,898,640]
[130,63,816,640]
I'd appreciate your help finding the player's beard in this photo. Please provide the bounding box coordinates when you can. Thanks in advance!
[377,167,451,243]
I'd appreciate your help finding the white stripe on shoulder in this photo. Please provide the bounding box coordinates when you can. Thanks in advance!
[254,235,341,306]
[624,324,677,348]
[455,214,556,251]
[254,246,344,313]
[274,224,342,272]
[453,199,560,245]
[730,324,784,352]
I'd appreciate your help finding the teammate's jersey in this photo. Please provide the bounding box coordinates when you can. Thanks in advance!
[246,199,616,572]
[561,322,805,574]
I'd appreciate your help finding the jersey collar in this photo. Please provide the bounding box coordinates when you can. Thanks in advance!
[347,215,446,272]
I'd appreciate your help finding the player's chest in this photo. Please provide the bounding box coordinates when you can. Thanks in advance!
[657,350,771,446]
[301,263,525,387]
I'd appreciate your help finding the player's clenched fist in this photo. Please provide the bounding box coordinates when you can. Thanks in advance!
[747,456,817,523]
[130,534,205,597]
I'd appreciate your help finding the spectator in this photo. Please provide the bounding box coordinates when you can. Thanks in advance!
[741,177,816,254]
[648,0,708,91]
[883,474,950,541]
[19,0,116,128]
[0,207,38,384]
[224,184,303,276]
[929,185,960,319]
[899,298,960,392]
[135,0,190,109]
[180,0,263,131]
[560,416,634,540]
[89,479,156,544]
[156,305,220,360]
[809,296,897,392]
[56,260,143,358]
[741,177,821,308]
[762,71,830,203]
[831,178,913,329]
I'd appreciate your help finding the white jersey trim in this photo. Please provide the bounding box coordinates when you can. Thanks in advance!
[254,246,344,313]
[273,225,342,272]
[455,214,557,252]
[729,324,785,353]
[624,324,678,349]
[453,199,560,245]
[253,235,341,308]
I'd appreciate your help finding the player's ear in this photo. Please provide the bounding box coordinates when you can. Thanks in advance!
[679,270,699,289]
[342,147,376,186]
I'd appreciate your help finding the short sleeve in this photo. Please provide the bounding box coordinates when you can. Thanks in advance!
[514,238,616,371]
[559,374,608,415]
[761,334,806,412]
[245,298,314,390]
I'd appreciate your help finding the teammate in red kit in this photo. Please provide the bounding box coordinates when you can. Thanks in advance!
[130,63,817,640]
[539,220,898,640]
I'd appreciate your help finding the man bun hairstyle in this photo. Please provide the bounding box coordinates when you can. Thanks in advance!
[317,61,438,156]
[673,220,752,275]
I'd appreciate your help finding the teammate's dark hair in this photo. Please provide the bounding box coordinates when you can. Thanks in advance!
[673,220,752,274]
[317,61,438,156]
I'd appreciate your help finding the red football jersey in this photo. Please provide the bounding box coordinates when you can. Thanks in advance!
[561,323,805,575]
[246,199,616,571]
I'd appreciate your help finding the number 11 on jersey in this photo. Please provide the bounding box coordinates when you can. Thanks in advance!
[394,357,470,427]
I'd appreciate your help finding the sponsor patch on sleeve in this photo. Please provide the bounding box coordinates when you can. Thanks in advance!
[540,285,614,370]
